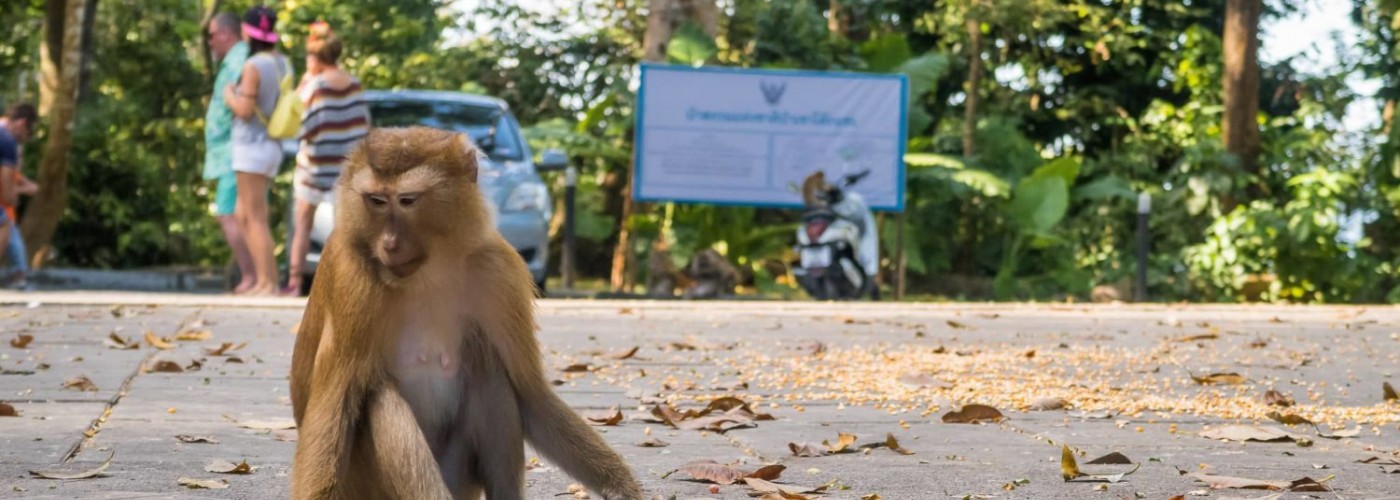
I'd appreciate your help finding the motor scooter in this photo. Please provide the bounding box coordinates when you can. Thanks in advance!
[793,170,879,300]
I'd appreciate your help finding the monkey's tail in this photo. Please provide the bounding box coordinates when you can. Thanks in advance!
[521,386,643,499]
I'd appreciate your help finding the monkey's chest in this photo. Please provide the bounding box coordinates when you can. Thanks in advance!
[390,327,467,434]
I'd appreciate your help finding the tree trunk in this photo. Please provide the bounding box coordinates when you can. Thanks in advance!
[613,0,718,292]
[962,14,982,157]
[1223,0,1262,203]
[38,0,64,116]
[641,0,675,63]
[682,0,719,38]
[963,14,985,156]
[828,0,848,38]
[614,0,672,292]
[21,0,88,268]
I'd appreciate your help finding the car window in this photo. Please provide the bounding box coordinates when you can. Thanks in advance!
[367,100,523,161]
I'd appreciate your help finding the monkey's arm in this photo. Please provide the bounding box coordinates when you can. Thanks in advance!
[477,248,643,500]
[290,277,328,424]
[290,346,363,499]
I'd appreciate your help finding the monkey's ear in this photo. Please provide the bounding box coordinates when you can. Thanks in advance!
[457,133,479,184]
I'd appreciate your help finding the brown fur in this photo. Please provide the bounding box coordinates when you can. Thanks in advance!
[290,127,642,500]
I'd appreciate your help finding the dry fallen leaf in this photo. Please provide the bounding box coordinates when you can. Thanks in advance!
[635,437,669,448]
[585,408,624,426]
[175,434,219,444]
[663,461,779,485]
[175,329,213,341]
[1175,333,1218,342]
[204,459,253,474]
[0,403,18,417]
[29,450,114,480]
[1385,382,1398,402]
[1186,472,1332,492]
[743,477,825,499]
[946,320,970,330]
[823,433,857,454]
[105,332,139,350]
[562,363,592,373]
[1191,372,1246,385]
[746,464,785,481]
[1199,425,1298,443]
[882,433,915,455]
[1357,456,1400,465]
[9,334,33,348]
[148,360,185,373]
[144,331,176,350]
[1263,389,1295,407]
[1085,452,1133,465]
[1061,445,1140,483]
[941,404,1005,424]
[62,375,99,392]
[178,477,230,489]
[1265,411,1312,426]
[204,342,246,356]
[788,442,825,457]
[606,346,639,360]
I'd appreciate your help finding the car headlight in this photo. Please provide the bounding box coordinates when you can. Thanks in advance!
[504,182,550,215]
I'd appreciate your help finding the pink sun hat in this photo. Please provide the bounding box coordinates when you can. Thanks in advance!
[242,5,279,43]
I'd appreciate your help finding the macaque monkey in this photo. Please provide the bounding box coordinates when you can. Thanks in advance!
[682,249,740,299]
[289,127,643,500]
[800,171,829,208]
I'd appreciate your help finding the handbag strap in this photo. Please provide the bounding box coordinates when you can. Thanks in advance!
[251,54,292,126]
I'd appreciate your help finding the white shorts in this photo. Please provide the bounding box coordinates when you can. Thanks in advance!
[294,168,336,205]
[232,140,283,178]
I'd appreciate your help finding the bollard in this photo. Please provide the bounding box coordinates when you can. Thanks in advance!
[1135,192,1150,302]
[562,165,578,290]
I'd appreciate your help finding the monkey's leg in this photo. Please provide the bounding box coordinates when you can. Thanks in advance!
[362,387,455,500]
[465,364,524,500]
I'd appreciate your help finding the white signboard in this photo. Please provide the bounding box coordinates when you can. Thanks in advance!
[634,64,908,211]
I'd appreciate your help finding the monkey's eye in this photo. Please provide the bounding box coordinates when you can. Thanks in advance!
[398,195,419,207]
[365,194,389,207]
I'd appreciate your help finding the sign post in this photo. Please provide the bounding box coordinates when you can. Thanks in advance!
[634,65,908,211]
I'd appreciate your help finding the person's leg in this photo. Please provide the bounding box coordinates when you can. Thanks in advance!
[235,170,278,295]
[6,223,30,289]
[215,171,256,293]
[0,215,11,276]
[284,196,317,296]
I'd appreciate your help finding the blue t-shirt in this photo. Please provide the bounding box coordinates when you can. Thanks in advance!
[0,125,17,169]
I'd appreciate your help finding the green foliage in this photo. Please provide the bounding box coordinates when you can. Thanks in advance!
[667,21,717,66]
[1184,170,1363,302]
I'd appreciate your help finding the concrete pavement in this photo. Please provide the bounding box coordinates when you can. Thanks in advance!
[1,292,1398,498]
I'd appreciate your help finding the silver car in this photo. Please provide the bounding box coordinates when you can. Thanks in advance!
[291,90,564,291]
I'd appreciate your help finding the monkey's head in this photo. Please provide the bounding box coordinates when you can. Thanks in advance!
[337,127,489,284]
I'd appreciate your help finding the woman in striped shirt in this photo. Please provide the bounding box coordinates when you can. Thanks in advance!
[283,21,370,295]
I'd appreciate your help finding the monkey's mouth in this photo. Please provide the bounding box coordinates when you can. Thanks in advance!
[384,256,425,278]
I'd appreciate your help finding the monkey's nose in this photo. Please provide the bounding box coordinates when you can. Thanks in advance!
[381,235,399,253]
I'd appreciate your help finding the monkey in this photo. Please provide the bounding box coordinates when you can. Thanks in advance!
[682,249,740,299]
[800,171,828,208]
[289,127,643,500]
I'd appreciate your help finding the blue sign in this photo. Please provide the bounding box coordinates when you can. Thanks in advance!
[634,64,909,211]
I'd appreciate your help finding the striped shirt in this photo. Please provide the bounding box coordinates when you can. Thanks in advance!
[296,74,370,190]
